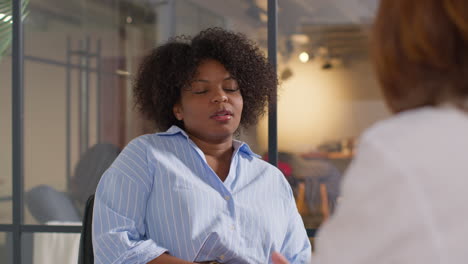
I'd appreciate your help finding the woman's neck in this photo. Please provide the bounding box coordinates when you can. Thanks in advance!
[189,134,234,158]
[188,133,234,181]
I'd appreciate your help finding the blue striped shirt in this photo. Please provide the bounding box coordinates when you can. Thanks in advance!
[93,126,311,263]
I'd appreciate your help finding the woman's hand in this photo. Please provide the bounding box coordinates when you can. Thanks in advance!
[272,252,290,264]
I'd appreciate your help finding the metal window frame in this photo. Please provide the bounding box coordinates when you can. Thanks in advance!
[267,0,278,167]
[11,0,24,263]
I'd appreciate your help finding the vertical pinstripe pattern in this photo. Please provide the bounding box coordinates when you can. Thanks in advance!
[92,126,311,264]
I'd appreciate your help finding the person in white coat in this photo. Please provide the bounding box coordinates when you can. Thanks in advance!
[273,0,468,263]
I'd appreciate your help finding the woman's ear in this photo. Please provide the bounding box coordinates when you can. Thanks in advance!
[173,103,183,121]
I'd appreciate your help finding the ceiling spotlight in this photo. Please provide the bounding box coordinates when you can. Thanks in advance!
[116,69,131,76]
[322,61,332,70]
[291,34,309,44]
[299,52,309,63]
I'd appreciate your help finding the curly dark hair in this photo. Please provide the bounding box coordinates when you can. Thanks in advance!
[133,27,277,131]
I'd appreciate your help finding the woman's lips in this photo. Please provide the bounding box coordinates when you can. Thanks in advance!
[212,115,232,121]
[211,110,233,121]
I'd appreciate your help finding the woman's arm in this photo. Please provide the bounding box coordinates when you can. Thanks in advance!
[147,253,219,264]
[147,253,194,264]
[278,184,312,263]
[93,137,169,264]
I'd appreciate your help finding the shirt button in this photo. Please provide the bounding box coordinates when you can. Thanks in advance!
[219,255,225,260]
[230,225,235,230]
[224,195,230,201]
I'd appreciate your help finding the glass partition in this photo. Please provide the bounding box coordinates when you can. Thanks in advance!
[21,231,79,264]
[4,0,390,261]
[22,0,268,225]
[267,0,387,230]
[0,0,13,224]
[0,232,13,264]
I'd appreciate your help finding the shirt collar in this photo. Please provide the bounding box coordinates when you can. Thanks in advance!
[157,125,189,137]
[157,125,260,158]
[233,139,260,158]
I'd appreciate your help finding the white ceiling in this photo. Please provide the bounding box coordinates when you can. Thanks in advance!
[285,0,378,24]
[187,0,378,25]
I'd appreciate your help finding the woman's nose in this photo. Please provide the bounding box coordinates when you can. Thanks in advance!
[212,94,228,103]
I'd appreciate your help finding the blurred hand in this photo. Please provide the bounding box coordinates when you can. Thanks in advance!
[272,252,290,264]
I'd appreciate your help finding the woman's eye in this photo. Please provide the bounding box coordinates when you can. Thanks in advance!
[224,87,239,92]
[192,89,208,94]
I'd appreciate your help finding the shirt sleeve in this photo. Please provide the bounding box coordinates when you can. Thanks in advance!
[92,137,168,264]
[312,134,439,264]
[280,183,312,264]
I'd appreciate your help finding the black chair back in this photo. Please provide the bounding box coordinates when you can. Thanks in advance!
[78,195,95,264]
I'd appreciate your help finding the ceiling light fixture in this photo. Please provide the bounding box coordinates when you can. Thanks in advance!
[299,52,309,63]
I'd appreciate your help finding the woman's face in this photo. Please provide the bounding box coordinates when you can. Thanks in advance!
[173,59,243,143]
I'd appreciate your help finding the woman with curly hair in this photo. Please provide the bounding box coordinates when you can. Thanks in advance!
[92,28,311,264]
